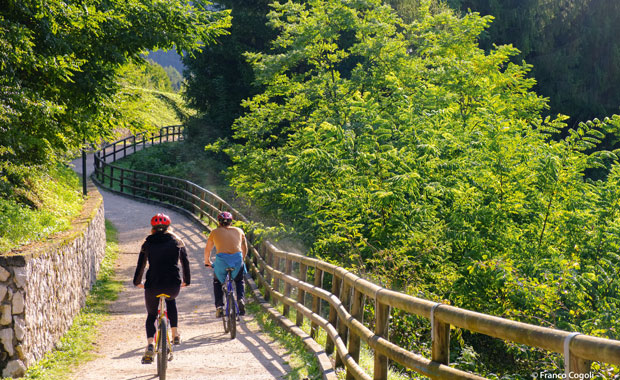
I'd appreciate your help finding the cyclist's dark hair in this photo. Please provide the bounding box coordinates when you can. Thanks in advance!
[153,225,168,233]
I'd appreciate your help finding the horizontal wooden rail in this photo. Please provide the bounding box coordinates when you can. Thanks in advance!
[92,129,620,380]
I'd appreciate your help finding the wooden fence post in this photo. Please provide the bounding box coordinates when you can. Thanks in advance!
[431,305,450,365]
[311,268,323,339]
[273,255,281,299]
[264,243,272,302]
[94,156,100,180]
[566,334,592,376]
[335,280,351,368]
[199,191,206,220]
[346,288,364,380]
[326,273,341,356]
[159,177,164,202]
[257,243,265,277]
[192,185,198,215]
[569,357,592,375]
[283,258,292,318]
[374,300,390,380]
[132,171,136,196]
[296,263,307,327]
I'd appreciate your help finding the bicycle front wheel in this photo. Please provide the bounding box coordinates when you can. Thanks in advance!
[228,293,236,339]
[157,319,168,380]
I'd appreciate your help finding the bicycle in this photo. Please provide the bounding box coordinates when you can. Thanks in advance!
[155,293,173,380]
[221,267,240,339]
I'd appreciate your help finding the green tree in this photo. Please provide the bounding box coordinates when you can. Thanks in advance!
[182,0,276,141]
[163,65,184,91]
[0,0,230,197]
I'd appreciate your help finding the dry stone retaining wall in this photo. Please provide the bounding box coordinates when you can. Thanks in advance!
[0,182,105,378]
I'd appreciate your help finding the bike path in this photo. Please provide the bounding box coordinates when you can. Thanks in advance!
[70,158,292,379]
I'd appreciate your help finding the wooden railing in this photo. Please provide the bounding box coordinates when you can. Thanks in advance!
[93,128,620,380]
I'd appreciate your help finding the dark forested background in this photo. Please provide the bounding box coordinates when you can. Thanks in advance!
[444,0,620,127]
[183,0,276,140]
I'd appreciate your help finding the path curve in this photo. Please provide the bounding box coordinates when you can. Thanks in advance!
[69,157,292,380]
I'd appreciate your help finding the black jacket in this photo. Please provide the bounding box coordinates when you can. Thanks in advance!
[133,232,191,288]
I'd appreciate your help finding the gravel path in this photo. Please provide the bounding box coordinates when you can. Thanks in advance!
[69,157,293,380]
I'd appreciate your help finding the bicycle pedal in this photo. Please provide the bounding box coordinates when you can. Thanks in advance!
[141,357,153,365]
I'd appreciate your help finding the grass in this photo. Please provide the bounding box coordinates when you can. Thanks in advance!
[10,221,122,380]
[0,165,84,254]
[342,345,413,380]
[118,86,195,128]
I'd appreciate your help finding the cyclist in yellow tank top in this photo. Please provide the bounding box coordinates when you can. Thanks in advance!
[204,212,247,316]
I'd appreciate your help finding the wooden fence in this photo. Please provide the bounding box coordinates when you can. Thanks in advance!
[93,127,620,380]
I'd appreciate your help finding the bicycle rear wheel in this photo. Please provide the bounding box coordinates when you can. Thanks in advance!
[157,319,168,380]
[222,294,229,333]
[228,293,236,339]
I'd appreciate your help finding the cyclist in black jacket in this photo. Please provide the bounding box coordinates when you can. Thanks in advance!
[133,213,190,364]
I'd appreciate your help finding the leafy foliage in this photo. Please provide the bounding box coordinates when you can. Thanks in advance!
[0,0,231,198]
[162,65,184,92]
[214,0,620,375]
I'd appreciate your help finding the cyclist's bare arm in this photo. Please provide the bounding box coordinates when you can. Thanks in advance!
[241,233,248,261]
[204,235,215,267]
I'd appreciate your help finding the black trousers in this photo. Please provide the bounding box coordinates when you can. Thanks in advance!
[144,286,180,338]
[213,269,245,308]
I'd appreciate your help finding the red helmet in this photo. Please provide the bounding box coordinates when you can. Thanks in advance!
[217,211,233,223]
[151,213,171,227]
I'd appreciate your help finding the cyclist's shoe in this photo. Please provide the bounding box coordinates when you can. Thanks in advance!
[173,335,181,345]
[141,344,154,364]
[238,299,246,316]
[215,306,223,318]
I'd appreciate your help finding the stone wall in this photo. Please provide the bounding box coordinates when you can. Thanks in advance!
[0,181,106,377]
